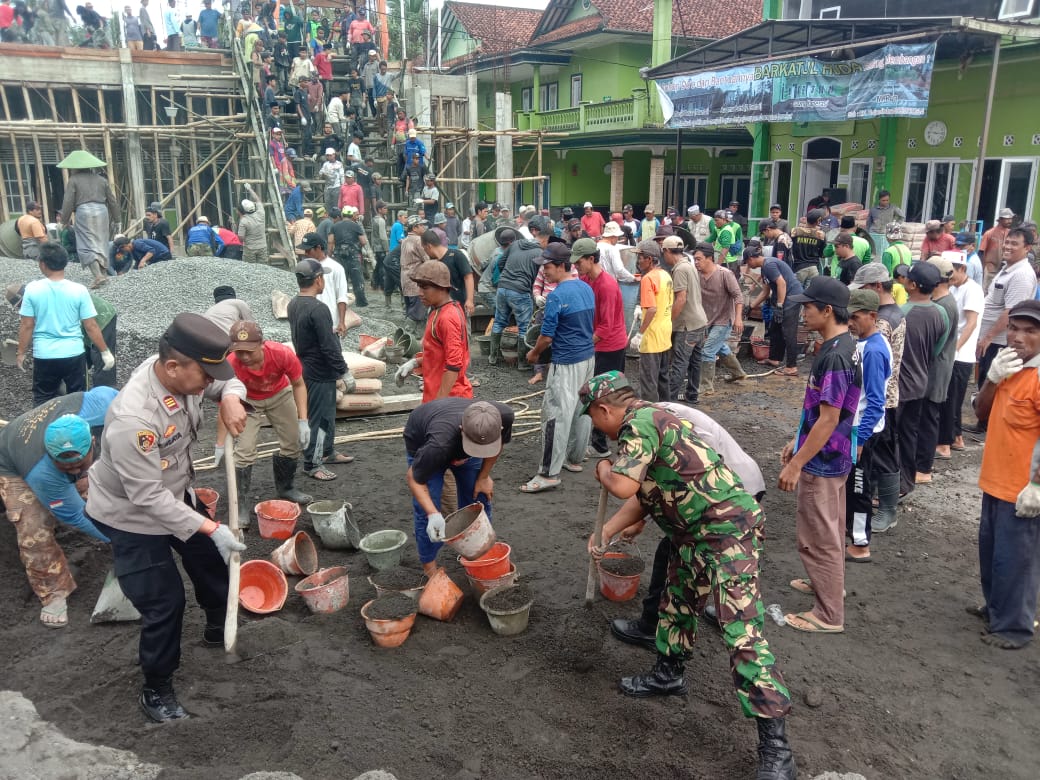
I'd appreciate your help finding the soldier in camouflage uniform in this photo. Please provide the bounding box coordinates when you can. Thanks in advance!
[581,370,796,780]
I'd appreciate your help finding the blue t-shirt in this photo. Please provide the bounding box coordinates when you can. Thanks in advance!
[198,8,221,38]
[540,278,595,365]
[20,278,97,359]
[131,238,172,263]
[761,257,803,308]
[855,331,892,442]
[389,220,406,251]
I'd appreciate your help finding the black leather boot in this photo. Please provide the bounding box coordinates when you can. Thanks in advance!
[619,654,688,697]
[273,454,313,505]
[610,618,657,651]
[235,465,252,529]
[140,677,189,723]
[756,718,797,780]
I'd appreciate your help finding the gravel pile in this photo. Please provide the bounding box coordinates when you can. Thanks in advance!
[0,254,401,419]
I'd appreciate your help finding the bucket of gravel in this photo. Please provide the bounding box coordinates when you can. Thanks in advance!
[368,567,427,602]
[361,593,418,648]
[479,584,534,636]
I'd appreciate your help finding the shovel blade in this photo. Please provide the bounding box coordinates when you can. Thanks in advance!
[90,568,141,623]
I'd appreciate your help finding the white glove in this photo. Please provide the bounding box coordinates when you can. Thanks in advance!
[341,369,356,394]
[395,358,418,386]
[987,346,1024,385]
[209,524,247,564]
[629,332,643,350]
[415,198,424,206]
[426,512,445,541]
[632,306,642,322]
[300,116,308,126]
[1016,482,1040,518]
[213,445,224,467]
[100,349,115,370]
[534,295,546,309]
[298,419,311,448]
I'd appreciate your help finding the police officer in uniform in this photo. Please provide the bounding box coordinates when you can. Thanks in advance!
[87,313,248,723]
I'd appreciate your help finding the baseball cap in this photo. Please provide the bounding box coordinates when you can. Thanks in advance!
[566,218,582,231]
[806,208,825,224]
[228,320,264,351]
[294,258,330,279]
[296,232,326,251]
[303,208,314,217]
[662,235,685,251]
[570,237,598,260]
[942,214,955,223]
[408,128,417,137]
[240,199,256,213]
[112,234,130,247]
[44,415,92,462]
[623,204,633,211]
[583,201,593,208]
[325,147,337,155]
[461,401,504,458]
[729,200,740,207]
[197,215,210,224]
[687,205,700,215]
[1008,299,1040,324]
[329,207,342,218]
[579,370,631,415]
[848,263,891,289]
[445,202,455,209]
[759,218,780,231]
[433,213,447,225]
[713,209,728,219]
[788,276,850,309]
[770,203,782,210]
[908,261,942,288]
[601,221,623,238]
[636,239,661,259]
[999,208,1015,219]
[344,169,355,178]
[271,126,283,133]
[212,285,237,302]
[893,263,912,279]
[161,312,235,380]
[847,289,880,314]
[343,206,358,216]
[411,260,454,289]
[886,222,904,240]
[924,219,942,232]
[539,243,571,266]
[928,254,955,280]
[945,250,968,267]
[406,215,428,228]
[644,205,655,214]
[955,231,975,246]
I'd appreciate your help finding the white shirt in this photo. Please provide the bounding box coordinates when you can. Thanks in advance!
[687,215,712,244]
[319,159,344,189]
[318,257,350,326]
[326,97,345,125]
[952,278,985,363]
[596,240,635,282]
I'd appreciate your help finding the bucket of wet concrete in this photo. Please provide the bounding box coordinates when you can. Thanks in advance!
[479,584,534,636]
[368,567,427,602]
[307,500,360,550]
[442,503,496,560]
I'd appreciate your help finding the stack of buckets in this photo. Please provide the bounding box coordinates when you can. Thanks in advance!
[444,504,516,595]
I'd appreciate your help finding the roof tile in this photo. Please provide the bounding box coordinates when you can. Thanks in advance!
[444,1,544,57]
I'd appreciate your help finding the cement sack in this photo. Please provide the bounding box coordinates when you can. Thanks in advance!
[352,378,382,394]
[271,290,292,319]
[361,336,388,359]
[344,309,362,331]
[343,351,387,379]
[336,393,383,411]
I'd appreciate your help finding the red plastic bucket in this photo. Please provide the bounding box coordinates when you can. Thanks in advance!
[458,542,511,580]
[596,552,643,602]
[238,560,288,614]
[195,487,219,519]
[255,499,301,540]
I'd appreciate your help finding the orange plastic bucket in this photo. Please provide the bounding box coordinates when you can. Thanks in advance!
[238,560,288,614]
[195,487,219,519]
[294,566,350,614]
[751,339,770,362]
[417,568,464,621]
[361,599,418,648]
[459,542,511,580]
[465,563,518,596]
[255,499,301,540]
[597,552,643,602]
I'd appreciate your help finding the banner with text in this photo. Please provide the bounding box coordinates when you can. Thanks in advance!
[655,42,936,128]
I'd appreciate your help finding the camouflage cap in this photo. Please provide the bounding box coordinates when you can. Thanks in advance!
[579,370,631,415]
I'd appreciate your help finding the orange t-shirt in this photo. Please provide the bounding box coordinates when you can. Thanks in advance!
[420,300,472,403]
[979,366,1040,503]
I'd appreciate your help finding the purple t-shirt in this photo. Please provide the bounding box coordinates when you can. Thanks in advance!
[796,331,862,478]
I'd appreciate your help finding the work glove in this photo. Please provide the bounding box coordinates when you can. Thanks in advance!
[100,349,115,370]
[629,332,642,351]
[213,445,224,468]
[208,523,247,564]
[772,306,785,326]
[426,512,445,542]
[298,419,311,448]
[1016,482,1040,518]
[415,198,424,206]
[341,369,356,394]
[300,116,308,126]
[534,294,546,309]
[394,358,418,386]
[987,346,1024,385]
[632,306,642,322]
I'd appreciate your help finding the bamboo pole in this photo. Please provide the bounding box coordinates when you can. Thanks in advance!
[22,85,48,218]
[426,175,548,184]
[172,153,236,236]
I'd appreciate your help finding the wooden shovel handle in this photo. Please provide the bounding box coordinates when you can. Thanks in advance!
[223,440,240,656]
[585,485,609,605]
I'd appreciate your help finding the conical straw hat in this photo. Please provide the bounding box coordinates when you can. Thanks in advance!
[57,150,107,169]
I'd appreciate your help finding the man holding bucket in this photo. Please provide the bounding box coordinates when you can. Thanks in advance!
[580,370,796,780]
[404,399,514,576]
[87,313,248,723]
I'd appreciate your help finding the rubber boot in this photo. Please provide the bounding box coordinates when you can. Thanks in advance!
[273,454,313,505]
[618,653,688,697]
[488,333,502,366]
[517,355,532,372]
[872,472,900,533]
[140,676,189,722]
[235,466,252,529]
[698,361,716,396]
[720,352,748,381]
[756,717,797,780]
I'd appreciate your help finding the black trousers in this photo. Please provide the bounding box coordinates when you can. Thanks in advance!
[916,398,944,475]
[869,409,900,476]
[32,352,87,406]
[373,251,386,290]
[336,251,368,306]
[87,316,117,389]
[589,347,627,453]
[940,361,974,445]
[897,398,927,494]
[304,379,337,471]
[767,304,801,368]
[93,494,227,682]
[846,435,876,546]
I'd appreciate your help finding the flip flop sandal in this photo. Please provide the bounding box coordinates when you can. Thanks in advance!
[785,612,844,634]
[951,443,966,451]
[562,463,583,473]
[789,578,815,594]
[933,452,952,460]
[327,452,355,464]
[845,552,872,563]
[520,475,561,493]
[757,359,781,367]
[40,599,68,629]
[306,466,338,481]
[777,368,799,377]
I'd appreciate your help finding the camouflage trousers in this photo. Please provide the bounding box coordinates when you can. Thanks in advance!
[657,515,792,719]
[0,475,76,605]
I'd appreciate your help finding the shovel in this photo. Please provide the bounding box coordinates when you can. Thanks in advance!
[585,485,609,605]
[90,567,141,624]
[224,440,242,659]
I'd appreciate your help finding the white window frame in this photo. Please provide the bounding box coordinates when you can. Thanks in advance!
[818,6,841,18]
[571,74,582,107]
[902,157,965,223]
[750,160,792,221]
[521,87,532,113]
[848,158,873,208]
[989,156,1038,224]
[539,82,559,112]
[664,175,708,214]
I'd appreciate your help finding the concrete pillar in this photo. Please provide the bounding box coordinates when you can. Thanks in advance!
[648,156,665,214]
[466,72,480,210]
[495,91,513,211]
[118,48,147,223]
[610,157,625,213]
[649,0,673,121]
